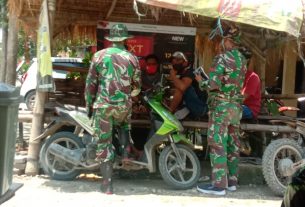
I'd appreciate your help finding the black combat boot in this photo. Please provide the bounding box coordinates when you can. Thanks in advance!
[119,128,133,161]
[100,161,113,194]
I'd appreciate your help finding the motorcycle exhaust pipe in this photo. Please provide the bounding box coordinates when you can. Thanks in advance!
[48,143,85,166]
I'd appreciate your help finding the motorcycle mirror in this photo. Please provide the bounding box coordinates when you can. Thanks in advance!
[131,89,141,97]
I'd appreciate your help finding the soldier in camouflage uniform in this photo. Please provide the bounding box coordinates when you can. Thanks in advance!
[85,23,141,194]
[196,20,247,196]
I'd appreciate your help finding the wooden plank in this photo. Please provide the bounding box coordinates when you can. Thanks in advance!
[131,119,296,133]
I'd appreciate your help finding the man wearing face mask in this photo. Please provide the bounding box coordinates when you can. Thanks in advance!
[168,51,207,119]
[133,54,161,115]
[141,54,161,90]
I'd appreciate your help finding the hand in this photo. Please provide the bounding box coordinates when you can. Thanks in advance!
[138,105,147,113]
[195,74,203,82]
[132,95,139,103]
[169,68,177,80]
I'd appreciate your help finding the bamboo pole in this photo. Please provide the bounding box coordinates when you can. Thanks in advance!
[241,36,266,62]
[105,0,118,20]
[25,0,56,176]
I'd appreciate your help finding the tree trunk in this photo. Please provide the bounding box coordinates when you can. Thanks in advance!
[25,91,46,175]
[5,13,18,85]
[0,0,8,82]
[25,0,56,175]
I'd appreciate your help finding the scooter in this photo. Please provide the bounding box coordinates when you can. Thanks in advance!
[39,84,201,189]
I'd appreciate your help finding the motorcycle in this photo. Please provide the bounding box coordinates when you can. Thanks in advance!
[39,84,201,189]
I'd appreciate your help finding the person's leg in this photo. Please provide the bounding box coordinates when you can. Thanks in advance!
[242,105,253,119]
[169,88,183,113]
[112,107,132,160]
[118,121,133,161]
[197,107,229,195]
[209,112,228,189]
[227,124,240,189]
[93,108,115,194]
[94,108,115,162]
[100,160,113,194]
[183,86,206,117]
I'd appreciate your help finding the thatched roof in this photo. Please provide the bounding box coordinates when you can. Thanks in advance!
[8,0,284,42]
[8,0,216,40]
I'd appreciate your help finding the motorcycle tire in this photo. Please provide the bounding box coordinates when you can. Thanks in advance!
[262,138,304,196]
[158,144,201,189]
[40,131,85,180]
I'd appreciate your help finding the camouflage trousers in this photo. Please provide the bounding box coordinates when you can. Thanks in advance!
[207,101,242,189]
[92,106,131,162]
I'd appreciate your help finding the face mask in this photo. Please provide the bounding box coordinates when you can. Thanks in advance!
[173,63,185,71]
[146,65,158,74]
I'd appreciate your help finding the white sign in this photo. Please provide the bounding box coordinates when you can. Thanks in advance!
[98,21,196,36]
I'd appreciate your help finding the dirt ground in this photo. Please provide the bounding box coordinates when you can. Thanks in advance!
[2,173,282,207]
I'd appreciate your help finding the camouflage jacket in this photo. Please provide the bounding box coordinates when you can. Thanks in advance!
[85,43,141,111]
[200,48,247,105]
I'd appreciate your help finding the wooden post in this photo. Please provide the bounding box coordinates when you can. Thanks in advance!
[258,39,266,94]
[282,41,297,94]
[25,0,56,176]
[282,41,298,116]
[5,13,18,85]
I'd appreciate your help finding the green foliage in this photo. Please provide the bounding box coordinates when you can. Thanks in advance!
[20,62,30,73]
[18,29,36,59]
[0,0,8,27]
[82,51,93,67]
[66,72,87,80]
[266,99,280,116]
[53,38,95,57]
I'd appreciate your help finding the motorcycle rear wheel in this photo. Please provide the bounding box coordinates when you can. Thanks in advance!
[40,132,85,180]
[159,144,201,189]
[262,138,304,196]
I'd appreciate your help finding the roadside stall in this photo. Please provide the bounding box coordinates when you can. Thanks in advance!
[9,0,305,196]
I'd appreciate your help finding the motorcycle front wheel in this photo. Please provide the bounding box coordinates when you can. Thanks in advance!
[158,144,201,189]
[40,132,85,180]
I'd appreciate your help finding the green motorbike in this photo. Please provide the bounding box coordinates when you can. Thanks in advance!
[40,84,201,189]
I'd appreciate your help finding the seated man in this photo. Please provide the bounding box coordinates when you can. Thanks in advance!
[133,54,161,115]
[241,55,261,119]
[141,54,161,90]
[168,51,207,119]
